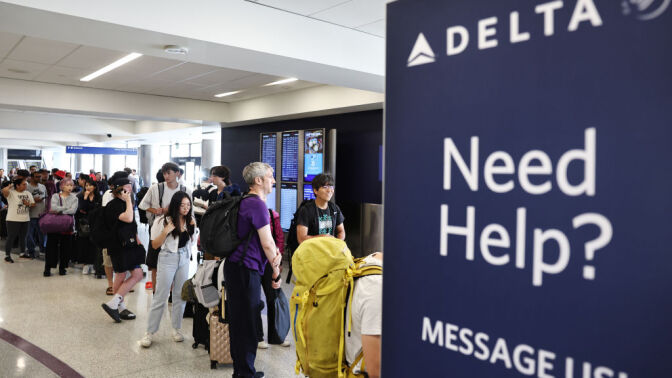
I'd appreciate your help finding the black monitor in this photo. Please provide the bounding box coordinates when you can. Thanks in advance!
[304,129,324,182]
[303,183,316,201]
[280,183,297,231]
[260,133,277,173]
[281,131,299,182]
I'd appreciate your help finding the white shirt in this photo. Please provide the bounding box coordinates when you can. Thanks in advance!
[102,190,114,207]
[138,182,192,225]
[150,215,199,253]
[5,188,35,222]
[345,254,383,374]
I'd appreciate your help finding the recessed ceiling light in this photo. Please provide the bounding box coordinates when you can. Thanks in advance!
[7,68,29,74]
[80,52,142,82]
[214,91,240,98]
[164,45,189,55]
[264,77,298,86]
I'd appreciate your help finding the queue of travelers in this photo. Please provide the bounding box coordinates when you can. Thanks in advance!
[0,162,382,378]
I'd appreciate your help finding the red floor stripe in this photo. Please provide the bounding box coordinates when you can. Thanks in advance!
[0,327,84,378]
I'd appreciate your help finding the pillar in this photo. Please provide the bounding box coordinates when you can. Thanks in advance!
[201,139,220,172]
[102,155,111,177]
[139,144,155,187]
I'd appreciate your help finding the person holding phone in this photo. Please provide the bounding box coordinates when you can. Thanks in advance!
[139,191,199,347]
[44,177,78,275]
[1,176,35,263]
[101,172,145,323]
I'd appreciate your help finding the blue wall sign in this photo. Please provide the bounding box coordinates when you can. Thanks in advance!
[384,0,671,377]
[66,146,137,155]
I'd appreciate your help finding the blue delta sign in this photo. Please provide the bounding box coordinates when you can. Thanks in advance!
[66,146,137,155]
[384,0,671,377]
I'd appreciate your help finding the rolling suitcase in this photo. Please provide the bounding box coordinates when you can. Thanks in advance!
[192,302,210,350]
[209,288,233,369]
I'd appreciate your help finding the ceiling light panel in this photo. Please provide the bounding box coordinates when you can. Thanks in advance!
[80,52,142,82]
[265,77,298,86]
[214,91,240,98]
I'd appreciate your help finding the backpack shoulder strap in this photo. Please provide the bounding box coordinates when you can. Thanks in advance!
[158,183,164,207]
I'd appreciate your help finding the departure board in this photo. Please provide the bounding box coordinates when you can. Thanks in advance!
[280,183,297,230]
[261,133,277,173]
[303,183,316,201]
[281,131,299,182]
[266,185,276,211]
[304,129,324,182]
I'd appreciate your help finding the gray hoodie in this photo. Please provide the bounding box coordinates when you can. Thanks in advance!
[50,193,78,215]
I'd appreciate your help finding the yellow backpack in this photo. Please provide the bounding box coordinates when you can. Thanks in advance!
[290,238,382,378]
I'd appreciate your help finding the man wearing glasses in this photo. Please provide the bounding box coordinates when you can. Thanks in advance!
[296,173,345,244]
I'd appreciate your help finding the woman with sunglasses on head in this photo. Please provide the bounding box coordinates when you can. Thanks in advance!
[44,177,78,275]
[139,191,198,347]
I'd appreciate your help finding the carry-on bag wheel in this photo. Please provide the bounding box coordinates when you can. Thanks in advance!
[192,343,198,349]
[210,360,217,369]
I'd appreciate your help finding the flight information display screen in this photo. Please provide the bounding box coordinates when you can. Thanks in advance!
[304,129,324,182]
[261,133,277,173]
[303,183,316,201]
[266,185,276,211]
[280,183,297,230]
[281,131,299,182]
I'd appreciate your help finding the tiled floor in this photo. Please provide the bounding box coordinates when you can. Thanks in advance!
[0,226,299,378]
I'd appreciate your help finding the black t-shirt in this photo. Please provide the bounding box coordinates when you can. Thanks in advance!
[296,201,344,237]
[104,198,138,254]
[178,230,189,248]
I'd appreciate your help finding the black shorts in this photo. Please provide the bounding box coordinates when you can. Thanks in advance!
[110,244,146,273]
[145,245,159,269]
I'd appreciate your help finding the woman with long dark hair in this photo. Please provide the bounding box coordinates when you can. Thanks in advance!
[139,191,198,347]
[76,176,101,274]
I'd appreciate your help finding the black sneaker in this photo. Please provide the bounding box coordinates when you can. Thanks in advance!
[59,270,67,276]
[254,372,265,378]
[4,256,14,263]
[101,303,122,323]
[19,253,31,259]
[43,271,51,277]
[119,309,136,320]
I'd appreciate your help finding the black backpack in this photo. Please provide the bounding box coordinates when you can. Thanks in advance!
[199,193,253,258]
[285,199,315,255]
[90,205,115,249]
[136,186,150,224]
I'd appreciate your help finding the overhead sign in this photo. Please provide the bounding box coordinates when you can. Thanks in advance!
[384,1,671,377]
[66,146,137,155]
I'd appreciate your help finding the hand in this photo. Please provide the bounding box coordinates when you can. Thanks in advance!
[271,267,281,289]
[120,190,131,202]
[163,221,175,235]
[35,197,43,203]
[22,199,30,206]
[272,253,282,268]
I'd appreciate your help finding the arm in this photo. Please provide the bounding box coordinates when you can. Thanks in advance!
[361,335,381,378]
[50,195,66,213]
[138,186,159,213]
[297,225,331,244]
[1,185,10,198]
[118,193,134,223]
[62,195,78,215]
[335,223,346,240]
[257,224,282,281]
[151,218,174,249]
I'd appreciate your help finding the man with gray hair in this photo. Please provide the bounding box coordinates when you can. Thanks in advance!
[225,162,282,378]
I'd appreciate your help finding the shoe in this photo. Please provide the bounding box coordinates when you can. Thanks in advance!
[139,332,152,348]
[253,372,265,378]
[257,341,269,349]
[43,271,51,277]
[59,270,67,276]
[119,309,136,320]
[280,340,291,347]
[4,256,14,263]
[82,265,89,275]
[145,281,153,290]
[101,303,121,323]
[172,329,184,342]
[106,287,114,296]
[168,292,172,303]
[19,253,31,259]
[95,274,104,279]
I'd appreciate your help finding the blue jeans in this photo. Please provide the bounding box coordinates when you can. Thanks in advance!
[26,218,45,255]
[146,246,190,334]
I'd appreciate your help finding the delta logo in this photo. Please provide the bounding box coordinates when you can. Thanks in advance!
[406,0,668,68]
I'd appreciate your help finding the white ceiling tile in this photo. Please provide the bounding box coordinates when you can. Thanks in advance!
[184,68,256,87]
[0,32,23,60]
[150,62,220,82]
[8,36,79,65]
[113,55,184,76]
[58,46,129,70]
[114,78,175,93]
[0,59,49,80]
[33,66,89,86]
[252,0,351,16]
[356,19,385,37]
[311,0,386,28]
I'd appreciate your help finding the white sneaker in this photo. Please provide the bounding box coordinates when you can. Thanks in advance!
[172,329,184,342]
[280,340,291,347]
[82,265,89,275]
[257,341,269,349]
[139,333,152,348]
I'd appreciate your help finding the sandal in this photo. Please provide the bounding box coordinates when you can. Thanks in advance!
[106,287,114,296]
